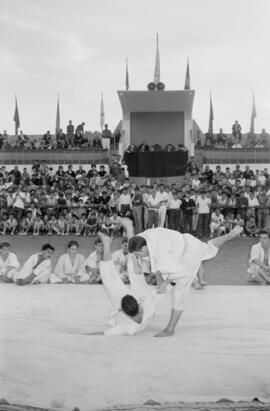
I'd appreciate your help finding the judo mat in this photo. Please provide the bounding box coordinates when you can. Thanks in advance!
[1,284,270,411]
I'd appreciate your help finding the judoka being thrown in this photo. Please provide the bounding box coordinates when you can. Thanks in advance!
[99,225,243,337]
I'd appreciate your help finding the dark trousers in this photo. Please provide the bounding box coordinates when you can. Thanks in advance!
[147,210,159,228]
[167,209,179,231]
[196,213,210,238]
[183,213,193,233]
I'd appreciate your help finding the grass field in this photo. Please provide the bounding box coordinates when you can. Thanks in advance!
[2,234,257,285]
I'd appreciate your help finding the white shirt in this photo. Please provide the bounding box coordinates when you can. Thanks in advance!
[147,195,160,209]
[118,193,132,208]
[196,196,211,213]
[167,198,181,209]
[12,192,25,209]
[248,197,259,207]
[156,191,169,204]
[211,212,224,224]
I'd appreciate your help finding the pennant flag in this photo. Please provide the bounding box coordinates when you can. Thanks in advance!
[13,95,20,136]
[208,93,214,134]
[250,92,257,134]
[154,33,160,83]
[55,94,61,135]
[125,58,129,91]
[184,57,191,90]
[100,92,105,131]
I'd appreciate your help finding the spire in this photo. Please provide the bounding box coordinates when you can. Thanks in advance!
[55,94,61,135]
[100,92,105,131]
[125,58,129,91]
[153,33,160,83]
[13,94,20,136]
[250,91,257,134]
[184,57,191,90]
[208,92,214,134]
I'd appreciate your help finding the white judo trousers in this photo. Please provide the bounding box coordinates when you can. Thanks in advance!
[100,257,158,336]
[139,228,218,311]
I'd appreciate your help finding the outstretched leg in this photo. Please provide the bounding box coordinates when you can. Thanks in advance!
[155,225,243,337]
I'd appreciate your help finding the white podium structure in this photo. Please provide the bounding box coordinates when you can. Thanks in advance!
[118,89,195,154]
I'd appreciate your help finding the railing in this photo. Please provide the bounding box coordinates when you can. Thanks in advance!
[0,148,111,164]
[195,148,270,165]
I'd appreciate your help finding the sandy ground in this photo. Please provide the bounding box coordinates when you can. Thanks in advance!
[1,284,270,411]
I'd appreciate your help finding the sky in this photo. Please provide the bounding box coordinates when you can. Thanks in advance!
[0,0,270,135]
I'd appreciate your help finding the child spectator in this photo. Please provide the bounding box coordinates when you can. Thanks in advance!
[3,214,18,235]
[87,210,98,236]
[245,216,259,237]
[33,215,45,236]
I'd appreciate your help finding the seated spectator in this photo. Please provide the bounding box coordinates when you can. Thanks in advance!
[205,131,215,148]
[231,138,242,148]
[233,213,245,230]
[16,130,29,148]
[0,242,20,283]
[259,128,269,147]
[56,129,67,148]
[216,128,227,147]
[33,215,45,236]
[2,214,17,235]
[87,210,98,236]
[81,239,103,284]
[42,131,52,148]
[245,216,259,237]
[138,142,149,152]
[165,144,175,152]
[16,243,55,285]
[92,135,103,149]
[176,143,188,152]
[111,238,129,283]
[74,129,88,148]
[54,240,85,283]
[247,230,270,284]
[209,207,225,238]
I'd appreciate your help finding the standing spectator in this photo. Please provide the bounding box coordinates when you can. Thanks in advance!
[76,122,85,133]
[232,120,242,141]
[118,187,132,216]
[12,186,25,222]
[257,187,268,230]
[196,190,211,239]
[243,165,254,180]
[167,191,181,231]
[131,186,143,234]
[146,188,160,228]
[66,120,74,146]
[102,124,113,144]
[181,191,196,233]
[156,184,169,227]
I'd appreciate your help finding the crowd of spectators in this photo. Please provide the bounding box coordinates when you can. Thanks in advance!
[125,142,188,153]
[0,123,121,150]
[1,158,270,243]
[196,121,269,149]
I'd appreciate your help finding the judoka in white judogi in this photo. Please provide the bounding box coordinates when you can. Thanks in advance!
[54,253,85,283]
[0,242,20,282]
